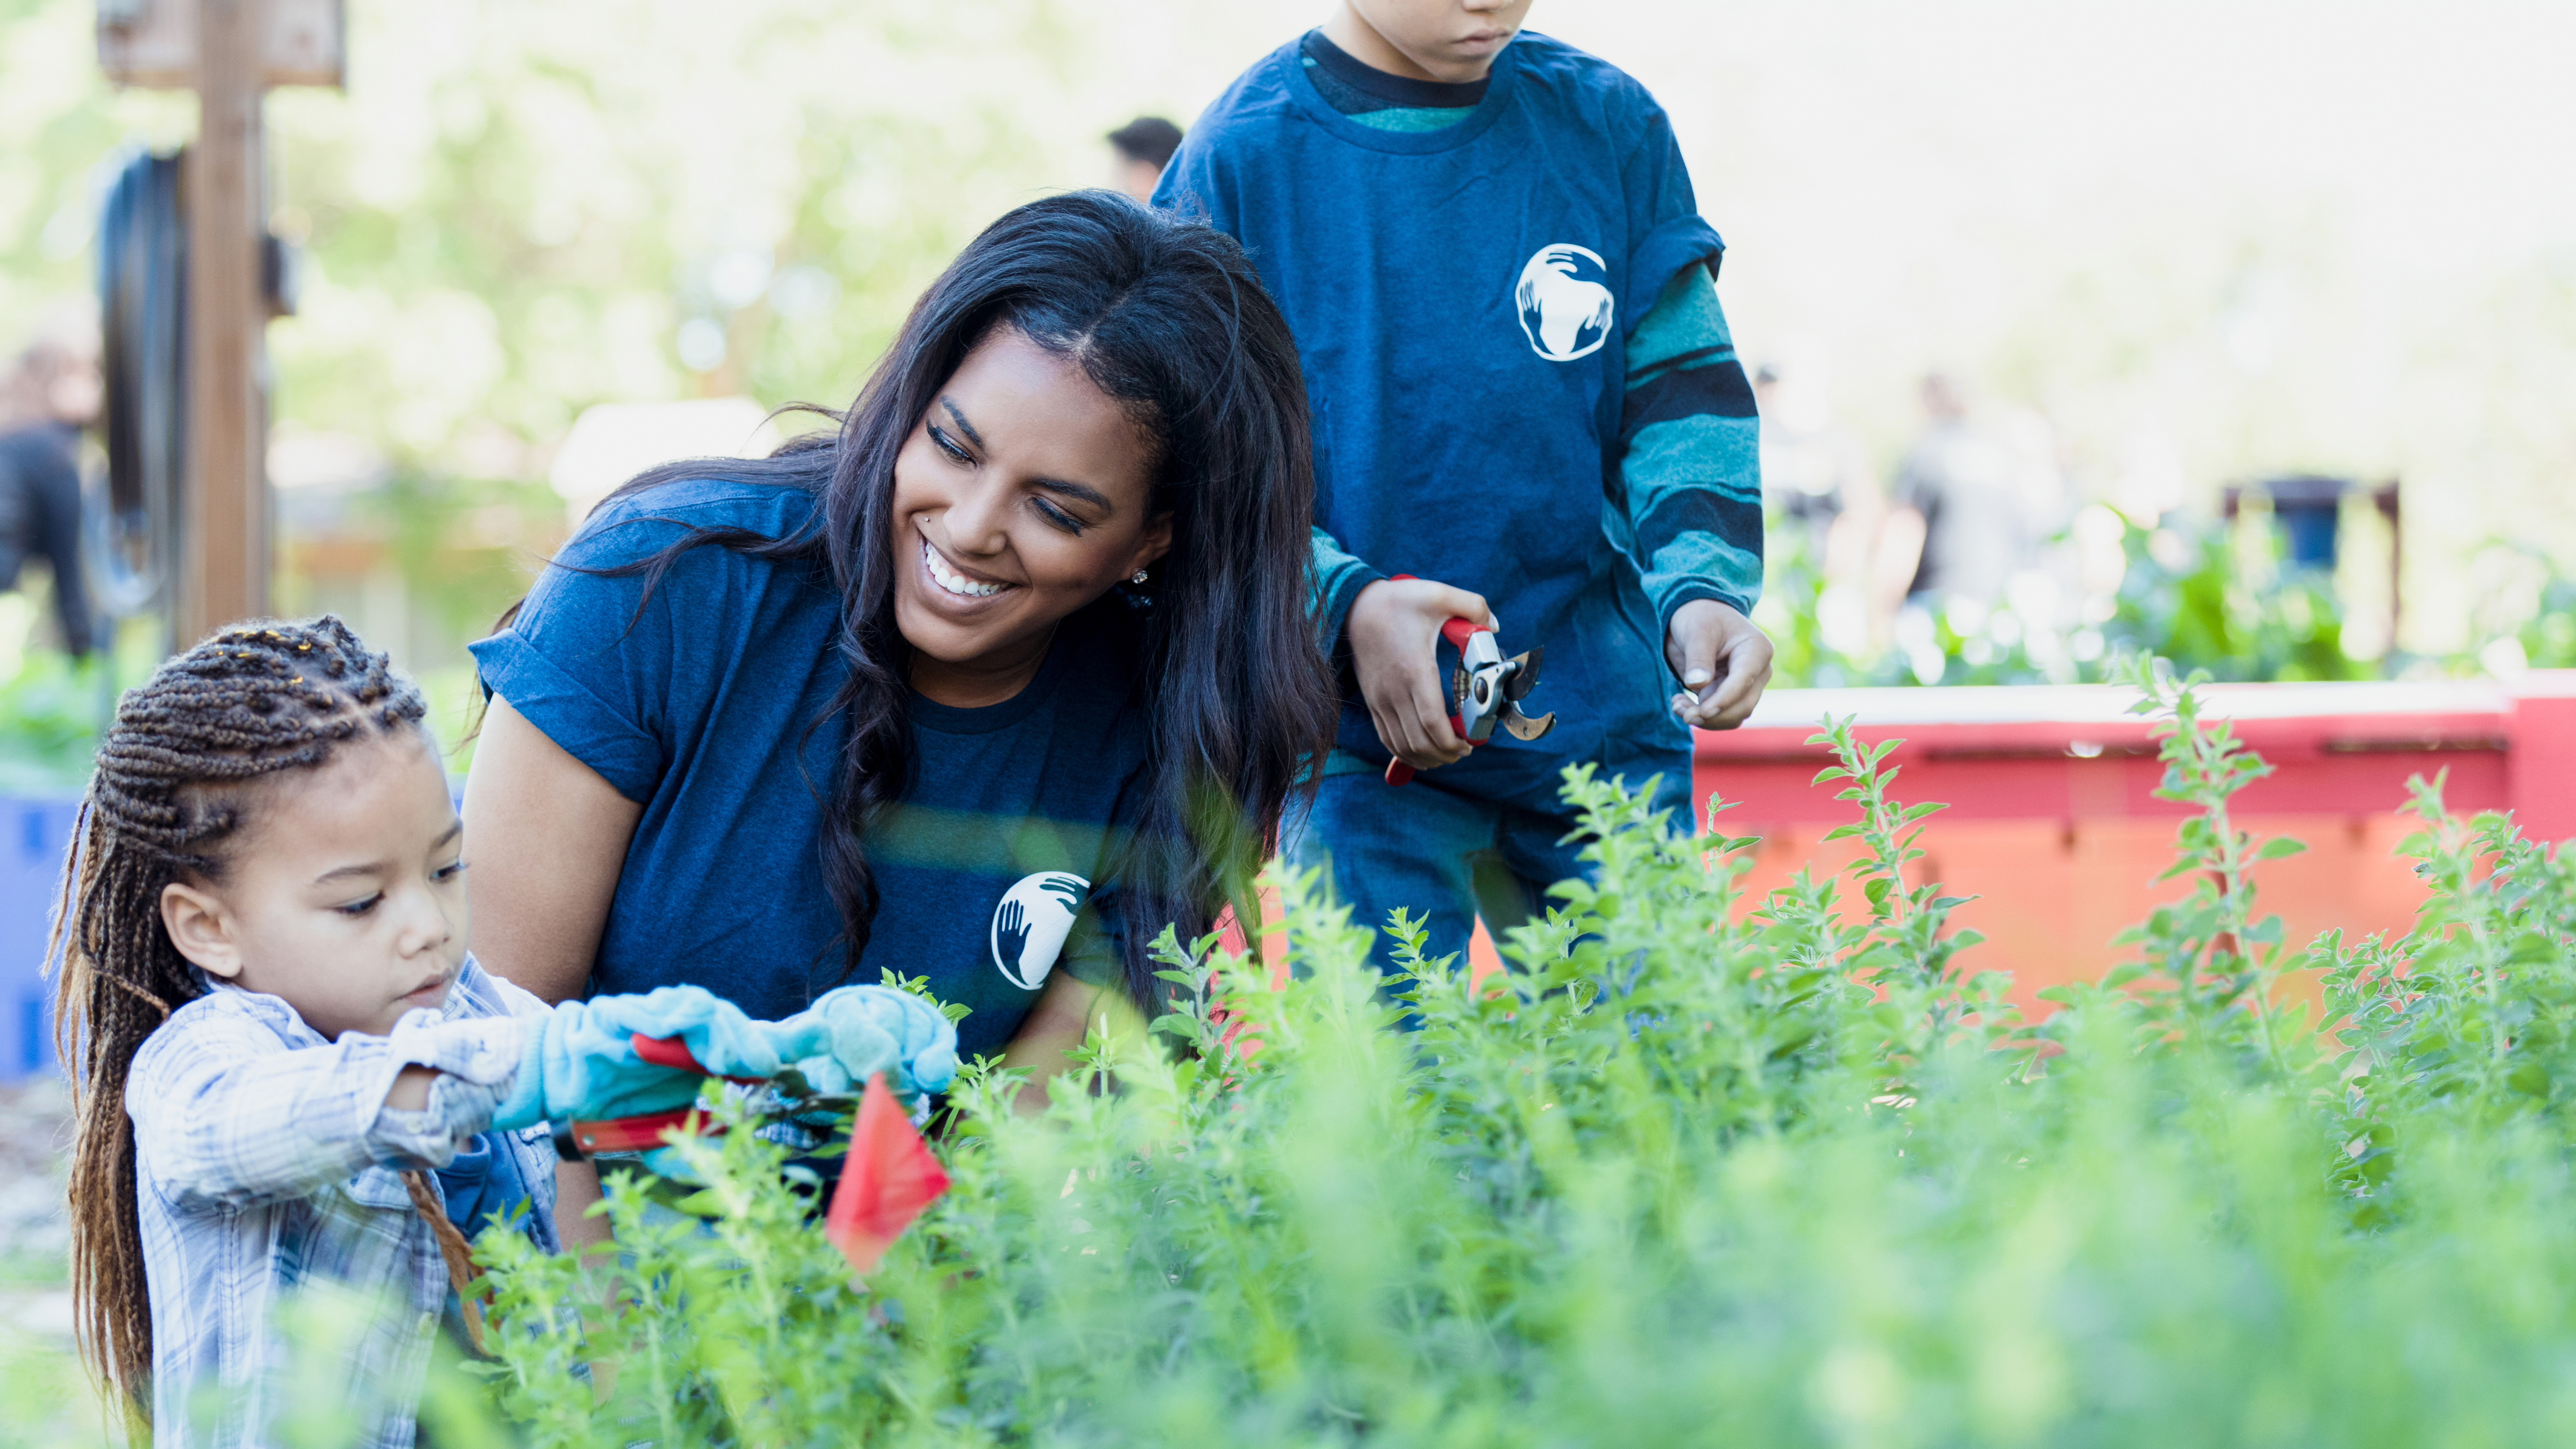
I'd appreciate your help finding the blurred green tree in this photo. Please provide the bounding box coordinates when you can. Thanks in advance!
[264,0,1087,468]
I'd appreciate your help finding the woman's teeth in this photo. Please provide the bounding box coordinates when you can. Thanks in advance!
[924,540,1004,599]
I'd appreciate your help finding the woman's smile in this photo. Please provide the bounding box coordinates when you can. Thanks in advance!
[920,535,1015,603]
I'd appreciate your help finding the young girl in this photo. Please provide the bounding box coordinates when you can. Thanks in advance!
[52,617,955,1446]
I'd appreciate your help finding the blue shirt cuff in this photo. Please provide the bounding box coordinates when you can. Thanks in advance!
[1316,558,1386,657]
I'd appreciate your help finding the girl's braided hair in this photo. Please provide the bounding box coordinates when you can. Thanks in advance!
[48,616,426,1416]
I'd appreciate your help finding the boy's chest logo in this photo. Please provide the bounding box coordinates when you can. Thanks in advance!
[991,871,1090,991]
[1514,244,1614,362]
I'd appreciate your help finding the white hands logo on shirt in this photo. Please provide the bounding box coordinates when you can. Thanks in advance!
[1515,244,1615,362]
[991,871,1090,991]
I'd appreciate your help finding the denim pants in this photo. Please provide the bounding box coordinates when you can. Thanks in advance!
[1282,751,1693,1011]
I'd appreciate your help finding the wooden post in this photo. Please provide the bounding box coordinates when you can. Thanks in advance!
[101,0,341,647]
[178,0,269,643]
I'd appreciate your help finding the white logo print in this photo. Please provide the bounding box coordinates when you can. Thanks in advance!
[1514,244,1615,362]
[991,871,1089,990]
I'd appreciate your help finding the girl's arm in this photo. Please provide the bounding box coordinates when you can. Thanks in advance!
[459,695,643,1006]
[129,1010,523,1213]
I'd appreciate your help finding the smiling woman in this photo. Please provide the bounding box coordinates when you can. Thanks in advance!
[461,193,1337,1125]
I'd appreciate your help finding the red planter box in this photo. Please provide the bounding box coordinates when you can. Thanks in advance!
[1682,672,2576,1014]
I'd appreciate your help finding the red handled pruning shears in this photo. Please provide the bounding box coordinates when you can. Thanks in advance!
[553,1031,952,1274]
[1381,576,1556,787]
[551,1033,759,1161]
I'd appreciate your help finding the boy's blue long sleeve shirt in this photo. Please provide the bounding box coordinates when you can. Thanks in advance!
[1158,31,1761,794]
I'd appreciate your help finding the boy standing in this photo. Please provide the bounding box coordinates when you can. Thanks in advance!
[1156,0,1772,985]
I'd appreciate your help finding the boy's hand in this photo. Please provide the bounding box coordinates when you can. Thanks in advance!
[1347,576,1499,772]
[1666,599,1774,730]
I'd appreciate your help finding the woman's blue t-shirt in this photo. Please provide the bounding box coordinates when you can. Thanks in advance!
[468,478,1152,1062]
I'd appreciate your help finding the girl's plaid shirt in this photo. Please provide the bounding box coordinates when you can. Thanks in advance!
[123,956,559,1448]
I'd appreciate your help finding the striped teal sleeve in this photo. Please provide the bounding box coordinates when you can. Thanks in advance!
[1619,263,1764,633]
[1311,525,1385,653]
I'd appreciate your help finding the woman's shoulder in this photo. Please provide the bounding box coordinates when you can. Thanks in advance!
[565,476,822,565]
[514,475,835,638]
[478,473,845,801]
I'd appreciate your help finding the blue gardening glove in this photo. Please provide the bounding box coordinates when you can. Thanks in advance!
[582,983,790,1077]
[491,985,772,1132]
[759,985,960,1099]
[635,986,957,1182]
[490,983,958,1137]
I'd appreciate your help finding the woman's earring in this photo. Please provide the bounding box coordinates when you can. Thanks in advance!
[1131,569,1149,584]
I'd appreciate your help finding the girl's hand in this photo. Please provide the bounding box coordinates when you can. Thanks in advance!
[490,991,716,1131]
[384,1064,438,1111]
[1665,599,1775,730]
[759,984,961,1098]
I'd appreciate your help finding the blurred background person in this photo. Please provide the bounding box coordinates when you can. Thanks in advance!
[0,304,103,659]
[1882,372,2028,611]
[1876,371,2069,680]
[1107,115,1184,203]
[1877,372,2073,605]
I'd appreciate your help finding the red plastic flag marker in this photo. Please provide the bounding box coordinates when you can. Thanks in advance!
[825,1072,951,1273]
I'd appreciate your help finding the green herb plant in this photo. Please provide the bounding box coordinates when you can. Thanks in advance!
[415,662,2576,1448]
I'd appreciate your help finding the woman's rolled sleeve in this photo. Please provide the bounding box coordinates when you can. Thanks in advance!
[466,505,702,803]
[469,628,665,802]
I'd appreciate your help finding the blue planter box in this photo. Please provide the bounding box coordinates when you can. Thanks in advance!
[3,797,77,1082]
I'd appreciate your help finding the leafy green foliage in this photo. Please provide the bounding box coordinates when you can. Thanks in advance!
[2310,776,2576,1218]
[2092,516,2365,684]
[1759,503,2576,692]
[430,665,2576,1447]
[0,619,168,792]
[2465,541,2576,672]
[2042,654,2315,1080]
[0,645,101,792]
[2518,569,2576,668]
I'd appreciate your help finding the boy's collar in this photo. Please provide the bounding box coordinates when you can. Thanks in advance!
[1279,29,1522,157]
[1303,27,1493,109]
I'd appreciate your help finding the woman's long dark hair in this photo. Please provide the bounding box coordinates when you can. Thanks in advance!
[568,192,1335,1011]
